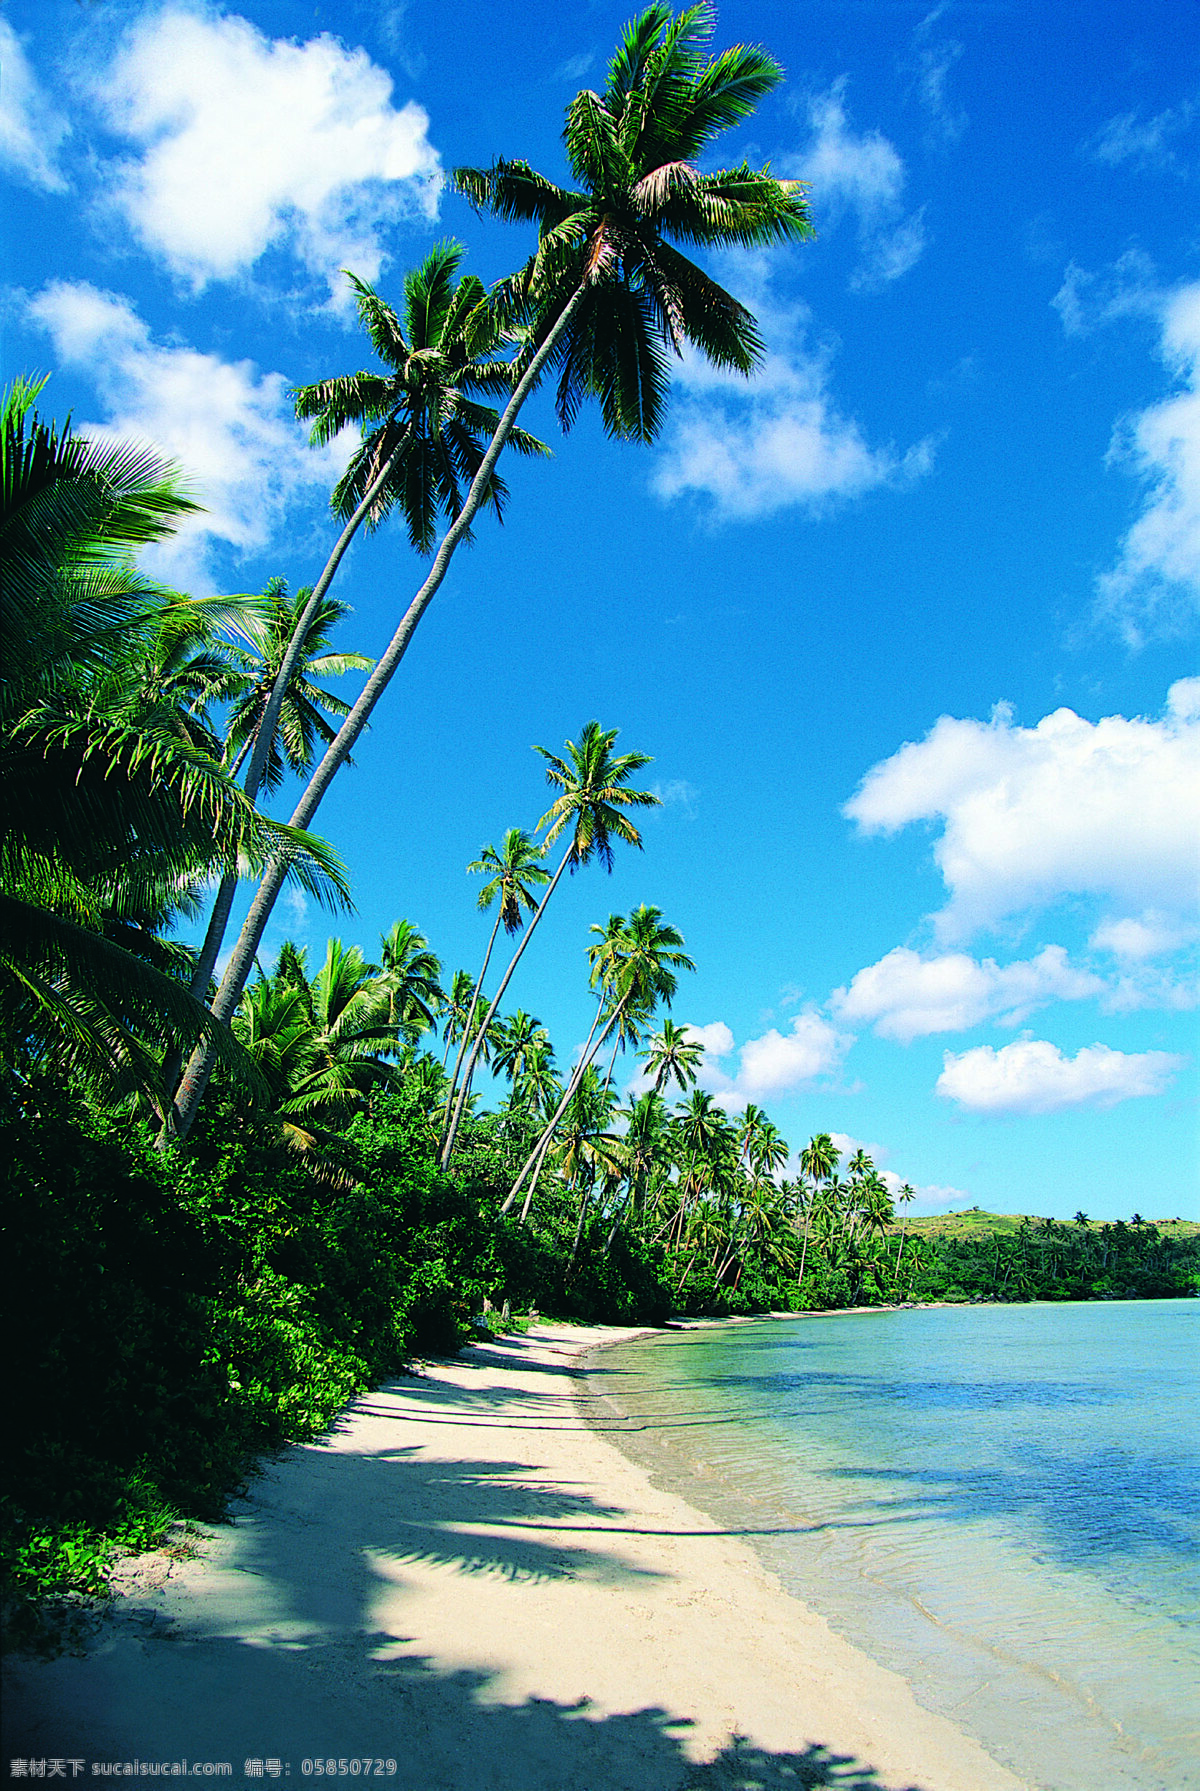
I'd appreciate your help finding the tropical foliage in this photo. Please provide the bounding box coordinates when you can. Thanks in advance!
[6,4,1194,1656]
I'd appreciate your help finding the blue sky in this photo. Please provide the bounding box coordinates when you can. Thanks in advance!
[4,0,1197,1218]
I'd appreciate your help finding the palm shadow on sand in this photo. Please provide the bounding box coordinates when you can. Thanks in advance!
[5,1363,930,1791]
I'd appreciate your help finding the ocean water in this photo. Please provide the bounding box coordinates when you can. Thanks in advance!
[584,1301,1200,1791]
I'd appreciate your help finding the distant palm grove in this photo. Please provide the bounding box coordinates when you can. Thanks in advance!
[3,4,1196,1647]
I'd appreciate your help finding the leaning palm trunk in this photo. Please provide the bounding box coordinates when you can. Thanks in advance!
[439,841,574,1167]
[185,451,404,1013]
[166,292,587,1142]
[439,915,502,1147]
[502,994,625,1221]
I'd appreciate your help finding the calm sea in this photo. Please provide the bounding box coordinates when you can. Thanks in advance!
[584,1301,1199,1791]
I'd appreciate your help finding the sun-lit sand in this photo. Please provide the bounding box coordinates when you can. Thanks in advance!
[4,1324,1029,1790]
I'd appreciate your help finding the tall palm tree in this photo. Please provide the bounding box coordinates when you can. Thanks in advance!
[92,596,254,757]
[440,828,549,1152]
[0,380,334,1108]
[658,1085,732,1247]
[510,904,695,1222]
[797,1132,840,1292]
[608,1086,671,1246]
[168,578,372,1074]
[491,1009,551,1084]
[894,1181,916,1280]
[378,919,444,1047]
[167,246,548,1139]
[456,2,812,441]
[441,721,659,1164]
[439,969,477,1066]
[642,1015,704,1096]
[221,579,373,789]
[281,937,403,1123]
[172,10,810,1140]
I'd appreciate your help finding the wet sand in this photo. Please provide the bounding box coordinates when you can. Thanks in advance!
[4,1323,1030,1790]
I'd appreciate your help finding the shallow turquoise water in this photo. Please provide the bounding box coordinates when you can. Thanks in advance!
[585,1301,1199,1791]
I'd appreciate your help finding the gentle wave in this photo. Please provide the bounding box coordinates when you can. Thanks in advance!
[584,1301,1200,1791]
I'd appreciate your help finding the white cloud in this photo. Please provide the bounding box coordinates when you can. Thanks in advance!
[1051,250,1161,337]
[636,1015,848,1110]
[651,778,699,818]
[93,8,441,296]
[737,1012,849,1100]
[684,1021,736,1061]
[654,276,934,519]
[0,19,70,192]
[908,10,966,144]
[937,1039,1185,1115]
[681,1012,849,1109]
[1087,99,1197,174]
[844,681,1200,942]
[1089,911,1197,961]
[29,281,352,587]
[789,80,927,291]
[833,945,1104,1042]
[1098,282,1200,637]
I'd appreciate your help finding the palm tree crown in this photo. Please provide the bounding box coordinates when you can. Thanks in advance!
[536,719,660,870]
[455,2,813,441]
[222,578,373,793]
[295,242,550,552]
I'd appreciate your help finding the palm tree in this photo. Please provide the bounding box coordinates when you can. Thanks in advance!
[439,828,549,1153]
[491,1009,551,1084]
[0,379,333,1109]
[282,937,403,1124]
[608,1087,671,1246]
[456,2,811,442]
[172,11,810,1139]
[553,1066,623,1266]
[894,1181,916,1280]
[166,246,548,1138]
[167,578,372,1086]
[659,1086,733,1248]
[221,579,372,789]
[509,904,695,1223]
[600,989,652,1094]
[797,1132,840,1292]
[441,721,659,1164]
[378,919,444,1047]
[92,596,253,757]
[506,1038,562,1128]
[642,1016,704,1096]
[438,969,477,1066]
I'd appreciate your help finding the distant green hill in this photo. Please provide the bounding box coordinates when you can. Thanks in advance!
[896,1208,1200,1241]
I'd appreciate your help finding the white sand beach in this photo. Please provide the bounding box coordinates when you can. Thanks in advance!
[4,1325,1030,1791]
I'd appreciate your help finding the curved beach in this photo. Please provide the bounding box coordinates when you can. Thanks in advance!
[5,1325,1028,1791]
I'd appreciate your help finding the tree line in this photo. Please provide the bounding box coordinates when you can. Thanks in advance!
[4,3,1196,1648]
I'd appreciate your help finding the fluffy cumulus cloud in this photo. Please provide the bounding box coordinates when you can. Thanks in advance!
[93,8,441,296]
[936,1039,1184,1116]
[1098,282,1200,637]
[0,18,70,191]
[652,1015,848,1109]
[844,680,1200,943]
[653,276,933,519]
[789,80,927,290]
[29,281,352,586]
[833,945,1104,1042]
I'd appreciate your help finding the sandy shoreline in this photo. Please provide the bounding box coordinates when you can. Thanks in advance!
[4,1323,1029,1790]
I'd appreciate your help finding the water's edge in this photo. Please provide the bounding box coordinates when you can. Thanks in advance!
[577,1306,1199,1791]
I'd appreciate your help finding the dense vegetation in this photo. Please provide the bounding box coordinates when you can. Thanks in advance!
[3,6,1195,1648]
